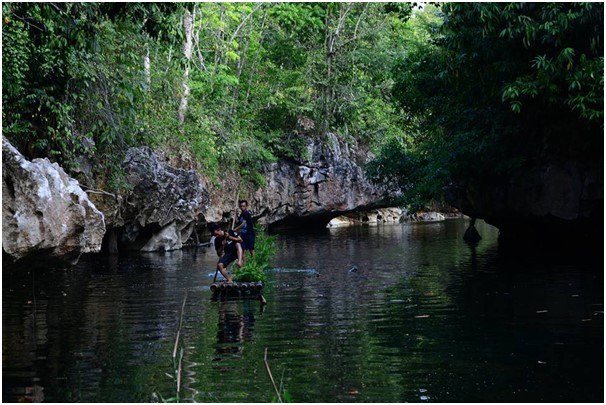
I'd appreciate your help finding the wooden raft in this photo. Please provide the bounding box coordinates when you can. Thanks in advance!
[210,281,265,301]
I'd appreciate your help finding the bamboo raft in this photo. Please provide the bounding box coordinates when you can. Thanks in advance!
[210,281,266,302]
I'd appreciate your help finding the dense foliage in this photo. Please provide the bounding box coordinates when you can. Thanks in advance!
[4,3,602,211]
[2,2,413,190]
[232,225,277,282]
[368,3,604,209]
[2,3,185,189]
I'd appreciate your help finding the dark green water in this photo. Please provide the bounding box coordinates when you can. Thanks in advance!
[2,219,603,402]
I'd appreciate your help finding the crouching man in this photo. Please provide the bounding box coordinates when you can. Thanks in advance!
[208,223,243,283]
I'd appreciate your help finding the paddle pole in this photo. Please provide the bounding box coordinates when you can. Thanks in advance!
[213,186,240,284]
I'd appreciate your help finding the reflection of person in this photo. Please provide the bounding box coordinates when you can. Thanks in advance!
[234,199,255,258]
[215,301,255,358]
[209,223,243,283]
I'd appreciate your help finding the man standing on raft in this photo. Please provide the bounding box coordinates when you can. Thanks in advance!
[234,199,256,258]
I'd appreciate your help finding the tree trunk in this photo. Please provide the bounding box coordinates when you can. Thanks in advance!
[178,8,194,125]
[322,4,350,132]
[245,10,268,104]
[230,11,254,115]
[143,44,151,90]
[322,6,334,133]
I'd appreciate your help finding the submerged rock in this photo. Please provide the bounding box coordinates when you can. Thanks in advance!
[463,218,482,243]
[2,137,105,264]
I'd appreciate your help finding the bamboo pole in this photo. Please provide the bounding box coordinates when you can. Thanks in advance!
[172,291,187,359]
[172,291,188,399]
[213,185,240,284]
[264,348,282,403]
[232,185,240,230]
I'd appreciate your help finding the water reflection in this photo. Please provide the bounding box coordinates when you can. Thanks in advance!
[2,219,603,402]
[214,300,256,360]
[3,251,217,402]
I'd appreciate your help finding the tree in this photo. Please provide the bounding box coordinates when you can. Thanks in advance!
[2,3,186,189]
[375,2,603,209]
[3,2,416,191]
[178,7,194,125]
[2,3,103,163]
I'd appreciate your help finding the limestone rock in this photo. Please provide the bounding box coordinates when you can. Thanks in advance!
[415,212,446,222]
[2,137,105,264]
[119,147,208,251]
[327,215,360,228]
[252,133,392,229]
[87,190,123,229]
[328,208,404,227]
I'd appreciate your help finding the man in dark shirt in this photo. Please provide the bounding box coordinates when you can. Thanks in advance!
[209,223,243,283]
[234,199,256,258]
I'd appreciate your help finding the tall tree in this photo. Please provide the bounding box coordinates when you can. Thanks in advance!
[178,7,194,124]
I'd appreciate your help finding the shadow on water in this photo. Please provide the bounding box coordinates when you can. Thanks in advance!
[2,219,603,402]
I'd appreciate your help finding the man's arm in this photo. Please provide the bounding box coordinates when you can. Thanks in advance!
[234,212,252,232]
[234,220,245,232]
[214,237,225,257]
[227,230,243,243]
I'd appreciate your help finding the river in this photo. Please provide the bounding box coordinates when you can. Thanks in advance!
[2,219,603,402]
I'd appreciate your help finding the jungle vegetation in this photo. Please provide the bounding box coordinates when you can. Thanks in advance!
[2,2,603,209]
[366,2,604,208]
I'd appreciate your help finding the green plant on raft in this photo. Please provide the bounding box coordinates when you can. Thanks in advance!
[233,226,277,282]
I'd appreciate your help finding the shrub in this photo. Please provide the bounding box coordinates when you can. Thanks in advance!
[233,225,277,282]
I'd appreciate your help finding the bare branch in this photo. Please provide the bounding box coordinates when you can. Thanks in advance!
[228,3,264,45]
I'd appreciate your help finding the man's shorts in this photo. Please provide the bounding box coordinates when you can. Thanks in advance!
[218,250,238,266]
[242,233,255,251]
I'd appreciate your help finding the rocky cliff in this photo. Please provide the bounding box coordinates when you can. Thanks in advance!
[253,133,392,230]
[113,147,209,252]
[5,127,600,263]
[3,133,393,262]
[2,137,105,264]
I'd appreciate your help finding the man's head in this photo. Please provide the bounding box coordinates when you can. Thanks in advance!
[239,200,248,211]
[208,222,225,237]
